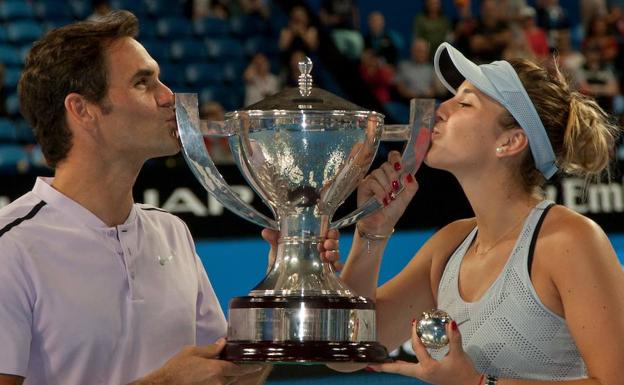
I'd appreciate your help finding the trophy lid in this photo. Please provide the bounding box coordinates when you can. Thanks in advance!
[241,56,372,113]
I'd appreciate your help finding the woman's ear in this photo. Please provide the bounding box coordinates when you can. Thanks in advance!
[495,128,528,157]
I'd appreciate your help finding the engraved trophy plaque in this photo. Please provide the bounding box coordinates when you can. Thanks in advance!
[175,57,434,363]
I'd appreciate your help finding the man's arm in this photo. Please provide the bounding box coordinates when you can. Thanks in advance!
[0,374,24,385]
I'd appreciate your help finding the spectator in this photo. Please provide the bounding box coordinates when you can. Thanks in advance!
[319,0,363,60]
[199,100,234,164]
[469,0,512,63]
[363,11,403,66]
[244,53,279,106]
[412,0,453,59]
[278,6,318,64]
[87,0,113,21]
[576,46,620,112]
[582,16,619,65]
[552,29,585,83]
[520,6,550,60]
[536,0,571,48]
[359,48,394,104]
[394,38,442,101]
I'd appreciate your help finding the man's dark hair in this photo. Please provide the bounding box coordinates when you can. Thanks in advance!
[18,10,139,168]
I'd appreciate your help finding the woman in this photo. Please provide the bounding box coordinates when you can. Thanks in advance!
[339,42,624,384]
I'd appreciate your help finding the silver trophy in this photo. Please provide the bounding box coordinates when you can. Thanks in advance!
[175,57,434,363]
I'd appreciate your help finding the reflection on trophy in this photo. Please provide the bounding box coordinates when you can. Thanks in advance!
[175,57,434,363]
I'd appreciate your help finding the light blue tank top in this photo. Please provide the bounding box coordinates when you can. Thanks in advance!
[432,200,587,380]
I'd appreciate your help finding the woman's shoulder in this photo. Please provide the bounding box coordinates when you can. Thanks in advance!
[426,218,476,264]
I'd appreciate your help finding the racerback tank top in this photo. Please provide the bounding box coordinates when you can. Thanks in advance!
[431,201,587,380]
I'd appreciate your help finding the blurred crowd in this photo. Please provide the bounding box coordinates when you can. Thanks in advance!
[1,0,623,171]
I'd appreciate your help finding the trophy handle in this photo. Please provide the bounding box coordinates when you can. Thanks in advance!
[330,98,434,229]
[175,93,278,230]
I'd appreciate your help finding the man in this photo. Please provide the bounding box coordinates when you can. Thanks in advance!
[0,10,268,385]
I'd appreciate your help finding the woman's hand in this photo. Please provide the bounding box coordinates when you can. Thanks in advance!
[369,319,481,385]
[356,150,419,236]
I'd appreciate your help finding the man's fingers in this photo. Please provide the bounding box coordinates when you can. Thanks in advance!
[193,338,227,358]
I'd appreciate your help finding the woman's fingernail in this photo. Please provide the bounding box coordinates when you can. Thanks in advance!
[406,174,414,183]
[392,180,400,191]
[451,320,458,331]
[411,318,416,326]
[393,162,401,171]
[383,197,388,206]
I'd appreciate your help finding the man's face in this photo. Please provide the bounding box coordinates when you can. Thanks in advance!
[96,37,179,164]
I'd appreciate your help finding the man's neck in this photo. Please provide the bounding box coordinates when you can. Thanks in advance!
[52,160,141,227]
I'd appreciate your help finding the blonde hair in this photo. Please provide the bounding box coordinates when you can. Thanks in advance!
[498,58,620,195]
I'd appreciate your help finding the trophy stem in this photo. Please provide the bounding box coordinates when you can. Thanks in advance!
[250,214,353,296]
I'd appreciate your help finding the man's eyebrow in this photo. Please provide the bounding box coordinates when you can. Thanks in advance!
[130,68,155,82]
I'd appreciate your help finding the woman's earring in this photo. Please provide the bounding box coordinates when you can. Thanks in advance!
[496,146,504,154]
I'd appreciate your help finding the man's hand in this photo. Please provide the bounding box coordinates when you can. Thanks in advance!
[131,338,264,385]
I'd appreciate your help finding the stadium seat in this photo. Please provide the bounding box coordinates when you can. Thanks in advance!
[0,144,29,174]
[141,39,171,62]
[0,1,35,21]
[185,63,223,86]
[33,2,74,22]
[5,93,20,117]
[193,17,229,37]
[156,17,193,38]
[7,21,44,44]
[14,120,35,144]
[3,67,21,89]
[170,39,208,62]
[0,119,16,143]
[0,45,22,66]
[206,38,244,60]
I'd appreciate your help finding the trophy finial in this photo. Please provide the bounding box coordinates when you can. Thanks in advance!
[298,56,313,96]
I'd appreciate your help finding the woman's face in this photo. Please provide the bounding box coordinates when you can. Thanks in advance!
[425,80,508,176]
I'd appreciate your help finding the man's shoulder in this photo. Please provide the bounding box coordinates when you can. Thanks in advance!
[134,203,186,228]
[0,192,47,239]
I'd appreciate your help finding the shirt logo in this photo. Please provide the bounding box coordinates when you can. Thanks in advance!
[158,254,174,266]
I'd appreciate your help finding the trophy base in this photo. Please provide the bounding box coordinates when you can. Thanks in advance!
[221,340,389,363]
[224,295,389,363]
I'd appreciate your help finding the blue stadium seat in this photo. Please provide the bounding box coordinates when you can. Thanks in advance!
[7,21,44,44]
[243,36,278,57]
[0,1,35,21]
[0,119,16,143]
[138,19,158,40]
[0,26,7,43]
[68,0,89,19]
[110,0,147,18]
[5,93,20,117]
[170,40,208,62]
[159,63,187,89]
[29,144,47,169]
[0,144,29,174]
[3,67,21,90]
[200,85,243,111]
[141,39,171,62]
[185,63,223,86]
[157,18,193,38]
[206,38,244,60]
[14,120,35,143]
[33,2,74,22]
[0,45,22,66]
[193,17,229,37]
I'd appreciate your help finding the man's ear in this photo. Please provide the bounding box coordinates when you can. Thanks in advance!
[495,128,529,157]
[64,93,96,128]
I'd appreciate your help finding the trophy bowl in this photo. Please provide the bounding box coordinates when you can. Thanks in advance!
[175,57,433,363]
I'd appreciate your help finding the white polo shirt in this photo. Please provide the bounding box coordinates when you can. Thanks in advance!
[0,177,227,385]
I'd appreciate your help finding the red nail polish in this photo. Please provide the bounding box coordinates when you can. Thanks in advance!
[451,320,458,331]
[393,162,401,171]
[411,318,416,326]
[406,174,414,183]
[383,197,388,206]
[392,180,399,191]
